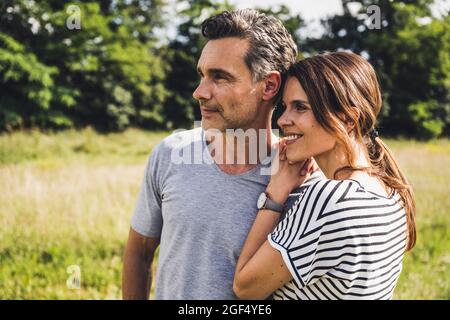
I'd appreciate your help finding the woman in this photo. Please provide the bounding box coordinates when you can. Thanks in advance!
[233,51,416,300]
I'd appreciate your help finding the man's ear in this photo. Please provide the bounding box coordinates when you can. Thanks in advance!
[262,71,281,101]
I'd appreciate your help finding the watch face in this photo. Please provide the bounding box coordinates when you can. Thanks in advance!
[257,192,266,209]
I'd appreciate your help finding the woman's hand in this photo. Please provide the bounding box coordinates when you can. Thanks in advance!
[266,139,316,204]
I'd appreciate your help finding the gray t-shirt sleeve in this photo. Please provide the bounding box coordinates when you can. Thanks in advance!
[130,145,163,238]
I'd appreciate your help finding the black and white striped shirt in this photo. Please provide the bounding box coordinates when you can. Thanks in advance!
[268,179,407,300]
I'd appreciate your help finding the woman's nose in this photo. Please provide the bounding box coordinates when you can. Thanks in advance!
[277,109,293,128]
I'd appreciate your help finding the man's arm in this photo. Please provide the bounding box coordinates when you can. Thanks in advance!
[122,227,160,300]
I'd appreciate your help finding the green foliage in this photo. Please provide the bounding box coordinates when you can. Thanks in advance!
[0,33,58,130]
[0,0,169,131]
[408,100,446,138]
[0,0,449,139]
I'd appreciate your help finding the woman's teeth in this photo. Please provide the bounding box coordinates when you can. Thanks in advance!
[285,134,303,141]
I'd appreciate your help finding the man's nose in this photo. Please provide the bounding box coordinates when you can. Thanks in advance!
[193,79,212,101]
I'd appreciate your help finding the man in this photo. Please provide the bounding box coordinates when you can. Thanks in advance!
[122,9,300,300]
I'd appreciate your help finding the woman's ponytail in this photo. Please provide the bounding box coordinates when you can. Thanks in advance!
[366,134,416,251]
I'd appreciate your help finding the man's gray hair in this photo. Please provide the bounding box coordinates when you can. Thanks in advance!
[201,9,298,103]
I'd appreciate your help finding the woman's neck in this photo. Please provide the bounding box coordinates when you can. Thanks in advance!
[315,140,391,196]
[315,141,370,180]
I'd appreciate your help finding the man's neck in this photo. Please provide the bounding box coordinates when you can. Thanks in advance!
[206,124,277,175]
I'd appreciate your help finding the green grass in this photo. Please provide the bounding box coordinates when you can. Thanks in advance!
[0,127,168,166]
[0,128,168,299]
[0,128,449,299]
[382,139,450,299]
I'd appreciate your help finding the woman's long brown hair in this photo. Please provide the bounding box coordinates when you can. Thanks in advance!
[289,51,416,251]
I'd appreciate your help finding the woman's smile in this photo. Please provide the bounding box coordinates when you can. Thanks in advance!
[284,133,304,145]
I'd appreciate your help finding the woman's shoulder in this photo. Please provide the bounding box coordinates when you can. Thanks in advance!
[290,178,401,217]
[301,178,353,200]
[284,179,348,217]
[304,178,399,200]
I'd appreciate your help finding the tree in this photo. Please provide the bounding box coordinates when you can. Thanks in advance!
[0,0,169,131]
[0,33,57,130]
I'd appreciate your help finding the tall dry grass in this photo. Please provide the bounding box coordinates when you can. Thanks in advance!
[0,129,167,299]
[0,129,449,299]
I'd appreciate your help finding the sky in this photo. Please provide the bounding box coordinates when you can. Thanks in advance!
[229,0,449,21]
[158,0,344,41]
[230,0,343,38]
[158,0,450,42]
[230,0,343,20]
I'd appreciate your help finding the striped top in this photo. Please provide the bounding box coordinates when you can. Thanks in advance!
[268,179,407,300]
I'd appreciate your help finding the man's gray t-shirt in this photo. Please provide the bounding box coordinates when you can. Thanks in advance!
[131,127,272,299]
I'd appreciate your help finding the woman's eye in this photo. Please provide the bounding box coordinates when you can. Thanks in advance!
[294,104,308,112]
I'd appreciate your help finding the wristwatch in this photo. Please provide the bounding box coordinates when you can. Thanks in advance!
[257,192,285,213]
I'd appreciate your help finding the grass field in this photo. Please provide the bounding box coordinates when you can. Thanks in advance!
[0,128,449,299]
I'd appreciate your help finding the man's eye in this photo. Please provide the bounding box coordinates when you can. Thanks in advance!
[213,73,228,80]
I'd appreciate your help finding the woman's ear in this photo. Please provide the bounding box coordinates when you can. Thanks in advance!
[345,117,356,133]
[262,71,281,101]
[348,108,361,133]
[337,109,359,134]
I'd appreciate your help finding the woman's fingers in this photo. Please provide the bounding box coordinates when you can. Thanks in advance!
[310,158,319,172]
[278,139,287,161]
[280,148,287,161]
[300,158,311,176]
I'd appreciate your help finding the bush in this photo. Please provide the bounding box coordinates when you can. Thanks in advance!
[408,100,446,139]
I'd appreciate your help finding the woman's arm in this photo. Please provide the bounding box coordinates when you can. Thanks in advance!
[232,189,292,299]
[233,155,315,300]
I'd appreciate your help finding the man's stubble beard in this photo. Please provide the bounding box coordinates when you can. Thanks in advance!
[201,98,262,132]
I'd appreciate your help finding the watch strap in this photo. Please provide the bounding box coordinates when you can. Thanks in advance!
[263,195,285,213]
